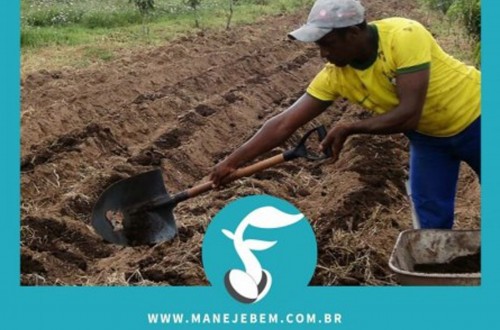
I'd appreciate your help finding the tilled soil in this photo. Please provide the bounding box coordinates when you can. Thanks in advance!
[20,0,480,286]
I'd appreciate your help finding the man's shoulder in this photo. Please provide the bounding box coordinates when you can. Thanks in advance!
[371,17,427,32]
[371,17,433,48]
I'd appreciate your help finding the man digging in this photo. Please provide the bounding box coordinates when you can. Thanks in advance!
[209,0,480,229]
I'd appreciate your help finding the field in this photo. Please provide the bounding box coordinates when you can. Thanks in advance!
[20,0,480,286]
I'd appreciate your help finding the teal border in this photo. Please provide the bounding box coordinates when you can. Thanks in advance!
[2,1,499,329]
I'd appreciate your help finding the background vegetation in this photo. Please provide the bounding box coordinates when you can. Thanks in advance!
[420,0,480,65]
[21,0,313,47]
[21,0,315,73]
[21,0,480,73]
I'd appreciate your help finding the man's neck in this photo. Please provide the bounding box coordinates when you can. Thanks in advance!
[350,25,379,70]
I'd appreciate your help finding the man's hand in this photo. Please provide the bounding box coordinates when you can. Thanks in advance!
[320,123,351,162]
[209,159,237,188]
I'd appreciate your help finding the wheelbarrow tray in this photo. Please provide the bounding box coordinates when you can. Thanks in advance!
[388,229,480,286]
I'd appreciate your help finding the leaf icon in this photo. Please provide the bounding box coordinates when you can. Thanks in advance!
[221,229,235,240]
[243,239,277,251]
[244,206,304,229]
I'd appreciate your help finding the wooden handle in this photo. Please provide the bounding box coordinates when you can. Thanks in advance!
[184,153,286,200]
[229,154,286,179]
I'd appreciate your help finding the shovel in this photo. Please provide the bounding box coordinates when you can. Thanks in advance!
[91,125,331,246]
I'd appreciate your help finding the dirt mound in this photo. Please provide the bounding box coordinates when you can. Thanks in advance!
[20,0,479,286]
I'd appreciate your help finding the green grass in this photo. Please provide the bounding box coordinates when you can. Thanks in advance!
[21,0,314,48]
[21,0,314,73]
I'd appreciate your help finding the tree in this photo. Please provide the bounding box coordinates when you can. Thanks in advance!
[226,0,234,30]
[130,0,155,16]
[130,0,155,35]
[184,0,202,28]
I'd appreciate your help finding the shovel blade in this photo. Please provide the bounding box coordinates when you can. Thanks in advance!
[91,169,177,246]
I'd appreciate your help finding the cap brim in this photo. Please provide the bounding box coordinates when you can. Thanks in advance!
[288,24,332,42]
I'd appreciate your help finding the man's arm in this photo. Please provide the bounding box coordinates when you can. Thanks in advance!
[320,69,430,161]
[210,93,331,186]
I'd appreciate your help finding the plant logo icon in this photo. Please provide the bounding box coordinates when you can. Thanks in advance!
[222,206,303,303]
[202,195,317,304]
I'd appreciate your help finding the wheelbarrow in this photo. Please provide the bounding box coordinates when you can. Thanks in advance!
[91,125,331,246]
[388,229,481,285]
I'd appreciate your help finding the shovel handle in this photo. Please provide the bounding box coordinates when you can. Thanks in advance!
[173,125,330,204]
[182,153,286,200]
[135,154,287,212]
[129,126,330,213]
[229,153,286,180]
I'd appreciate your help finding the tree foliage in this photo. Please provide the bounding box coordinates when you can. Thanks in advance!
[422,0,480,65]
[447,0,480,39]
[129,0,155,35]
[183,0,202,28]
[184,0,202,9]
[129,0,155,16]
[424,0,455,13]
[423,0,480,39]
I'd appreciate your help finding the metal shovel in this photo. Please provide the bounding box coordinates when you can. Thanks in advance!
[91,125,331,246]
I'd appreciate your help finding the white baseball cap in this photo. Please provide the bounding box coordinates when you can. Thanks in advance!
[288,0,365,42]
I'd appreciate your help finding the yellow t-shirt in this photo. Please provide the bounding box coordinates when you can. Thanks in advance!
[306,17,481,137]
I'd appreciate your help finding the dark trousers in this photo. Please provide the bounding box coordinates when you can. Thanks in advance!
[405,117,480,229]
